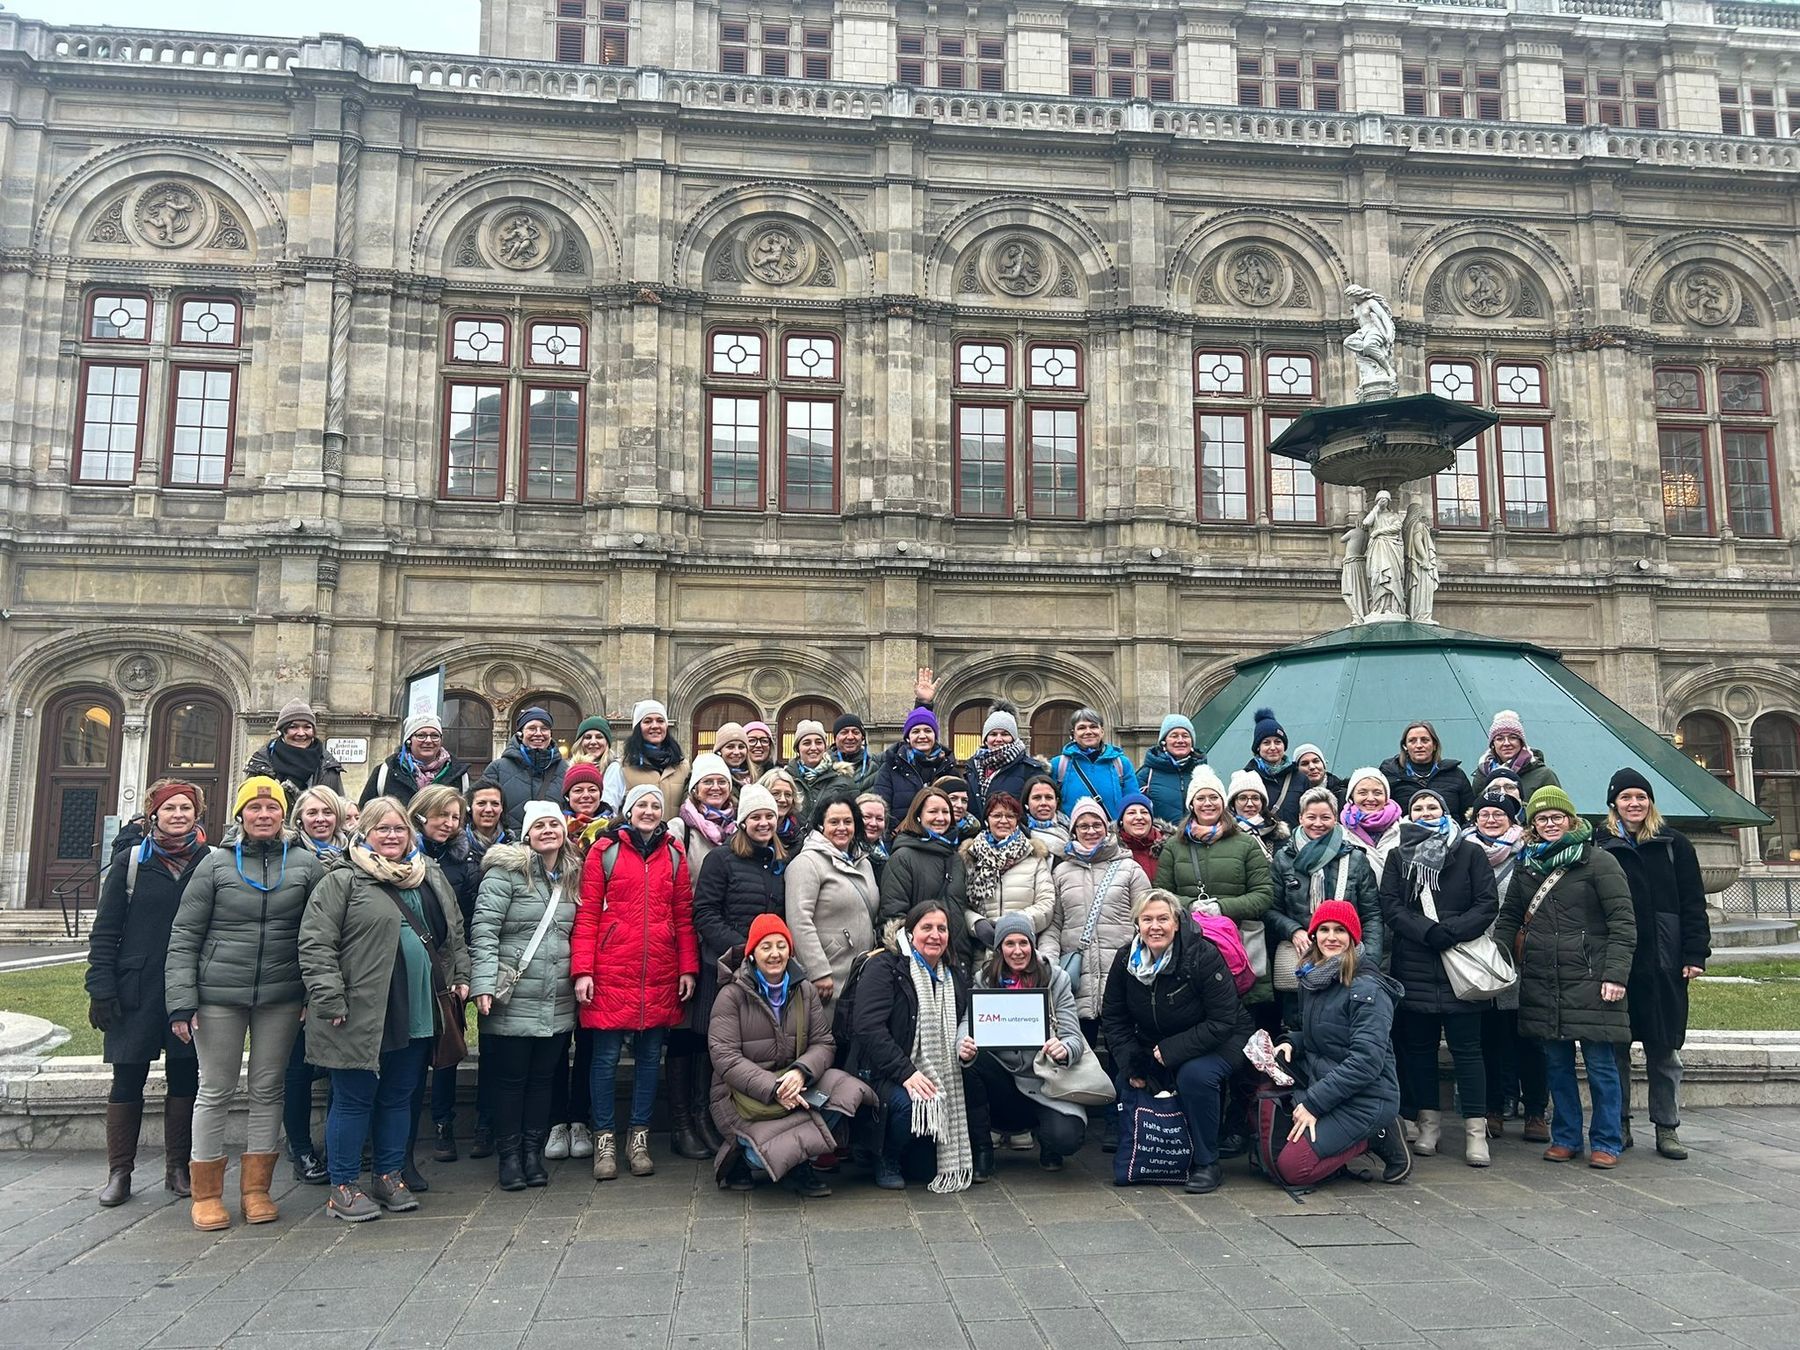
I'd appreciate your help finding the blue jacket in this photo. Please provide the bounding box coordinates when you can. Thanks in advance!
[1136,747,1205,824]
[1287,967,1402,1157]
[1049,742,1137,819]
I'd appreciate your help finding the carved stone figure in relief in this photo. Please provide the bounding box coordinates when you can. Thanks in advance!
[746,227,805,284]
[993,237,1045,295]
[1404,500,1440,625]
[495,213,545,268]
[1678,268,1733,326]
[1362,491,1408,619]
[1460,261,1509,315]
[1230,248,1280,305]
[136,184,203,246]
[1340,520,1371,624]
[1342,285,1397,399]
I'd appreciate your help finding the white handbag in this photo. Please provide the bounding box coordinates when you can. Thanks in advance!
[1032,1049,1116,1106]
[1419,881,1518,1002]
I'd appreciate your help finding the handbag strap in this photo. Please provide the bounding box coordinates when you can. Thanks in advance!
[1513,866,1567,957]
[1079,854,1128,955]
[380,882,448,988]
[513,877,563,978]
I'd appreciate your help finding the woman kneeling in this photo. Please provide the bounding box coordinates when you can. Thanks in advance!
[707,915,874,1196]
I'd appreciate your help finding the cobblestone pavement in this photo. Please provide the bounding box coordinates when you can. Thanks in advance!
[2,1107,1799,1350]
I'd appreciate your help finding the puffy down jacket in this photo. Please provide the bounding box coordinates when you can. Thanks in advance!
[164,832,324,1017]
[571,827,698,1031]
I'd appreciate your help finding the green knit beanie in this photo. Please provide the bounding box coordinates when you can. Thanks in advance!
[1526,784,1577,822]
[576,714,614,742]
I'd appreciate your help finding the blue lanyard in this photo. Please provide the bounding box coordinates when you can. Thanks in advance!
[234,839,289,893]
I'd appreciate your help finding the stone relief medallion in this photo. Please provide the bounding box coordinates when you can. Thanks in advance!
[483,662,523,698]
[133,182,209,248]
[989,235,1048,297]
[1725,685,1758,719]
[1458,259,1514,316]
[117,655,161,693]
[744,225,810,284]
[1673,266,1739,328]
[490,211,549,270]
[1005,674,1042,707]
[1226,246,1284,307]
[752,667,791,703]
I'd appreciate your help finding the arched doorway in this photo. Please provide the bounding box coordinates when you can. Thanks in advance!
[150,688,233,845]
[693,696,759,754]
[1031,700,1083,760]
[444,691,495,779]
[779,696,843,760]
[28,688,123,907]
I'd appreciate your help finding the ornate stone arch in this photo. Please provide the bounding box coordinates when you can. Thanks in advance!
[34,140,287,257]
[674,182,874,295]
[1165,208,1348,315]
[1180,656,1244,715]
[399,638,606,724]
[925,196,1119,306]
[1662,662,1800,734]
[931,652,1118,730]
[2,625,253,717]
[667,642,867,728]
[1625,231,1798,329]
[1398,220,1581,324]
[411,167,623,280]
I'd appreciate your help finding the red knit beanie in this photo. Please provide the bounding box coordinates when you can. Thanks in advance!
[1308,899,1363,945]
[147,780,202,817]
[746,913,794,955]
[563,761,603,793]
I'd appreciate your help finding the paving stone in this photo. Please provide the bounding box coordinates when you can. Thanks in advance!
[813,1261,944,1308]
[1096,1294,1259,1342]
[747,1318,819,1350]
[535,1274,677,1320]
[818,1302,966,1350]
[943,1275,1026,1322]
[144,1299,262,1349]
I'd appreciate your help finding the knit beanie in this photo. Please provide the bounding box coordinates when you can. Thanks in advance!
[833,713,866,735]
[1291,742,1324,766]
[1527,784,1578,822]
[576,714,614,742]
[690,753,731,787]
[148,780,203,817]
[621,783,664,817]
[746,913,794,955]
[1226,769,1267,806]
[1409,787,1451,816]
[1299,785,1338,815]
[562,761,603,793]
[1068,796,1108,829]
[1158,713,1196,743]
[1250,707,1287,752]
[233,776,288,818]
[1186,764,1228,807]
[793,719,827,745]
[1487,709,1527,746]
[275,699,317,733]
[993,910,1038,949]
[1606,767,1654,806]
[1345,766,1387,799]
[737,784,778,819]
[1476,787,1523,824]
[903,707,940,739]
[712,722,749,753]
[631,699,668,727]
[981,705,1020,740]
[1119,791,1155,818]
[403,712,443,741]
[745,720,773,741]
[1070,706,1104,733]
[514,705,552,732]
[1308,899,1363,944]
[520,800,564,837]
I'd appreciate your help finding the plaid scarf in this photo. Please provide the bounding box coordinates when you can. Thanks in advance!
[902,934,972,1194]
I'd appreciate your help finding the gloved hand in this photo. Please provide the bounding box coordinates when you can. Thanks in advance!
[88,998,122,1032]
[972,918,997,949]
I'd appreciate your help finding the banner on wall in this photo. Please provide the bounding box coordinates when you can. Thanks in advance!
[402,665,446,724]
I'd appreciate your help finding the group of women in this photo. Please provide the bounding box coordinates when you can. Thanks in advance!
[84,687,1710,1220]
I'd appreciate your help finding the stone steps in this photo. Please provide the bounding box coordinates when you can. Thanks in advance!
[1714,919,1800,948]
[0,912,81,944]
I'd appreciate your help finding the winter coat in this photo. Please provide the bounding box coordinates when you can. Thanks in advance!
[1245,758,1307,828]
[872,743,959,817]
[846,946,970,1097]
[86,824,208,1065]
[243,739,345,799]
[877,832,965,927]
[707,952,874,1183]
[1494,840,1637,1044]
[1379,756,1476,824]
[951,835,1057,937]
[422,829,482,933]
[298,858,470,1071]
[1241,817,1291,861]
[692,841,786,1031]
[972,961,1090,1121]
[478,740,569,834]
[1471,750,1560,804]
[1136,748,1206,825]
[783,832,880,993]
[1118,827,1164,879]
[1154,824,1276,1004]
[1598,828,1711,1049]
[674,810,734,880]
[359,751,472,810]
[570,827,699,1032]
[1099,919,1254,1088]
[1269,831,1386,967]
[1025,817,1072,855]
[600,756,693,818]
[1286,967,1403,1157]
[1038,840,1150,1020]
[164,832,325,1017]
[964,753,1049,817]
[1379,834,1499,1015]
[467,844,577,1040]
[1048,742,1138,819]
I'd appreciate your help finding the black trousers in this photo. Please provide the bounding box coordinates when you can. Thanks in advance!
[484,1032,571,1143]
[967,1053,1086,1156]
[110,1057,198,1103]
[1396,1007,1486,1118]
[548,1027,594,1128]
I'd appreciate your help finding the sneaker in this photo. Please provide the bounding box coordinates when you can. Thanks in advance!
[569,1125,594,1159]
[369,1172,419,1212]
[1655,1126,1689,1160]
[328,1184,381,1222]
[1005,1132,1035,1151]
[543,1125,571,1161]
[432,1123,457,1163]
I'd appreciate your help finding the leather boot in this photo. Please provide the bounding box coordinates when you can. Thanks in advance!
[666,1057,710,1160]
[163,1095,194,1197]
[1368,1116,1413,1184]
[591,1130,618,1182]
[496,1136,527,1192]
[693,1057,724,1152]
[188,1157,230,1231]
[626,1126,654,1176]
[1464,1116,1491,1167]
[239,1152,281,1224]
[98,1101,142,1207]
[1413,1109,1442,1156]
[521,1130,549,1187]
[972,1142,994,1184]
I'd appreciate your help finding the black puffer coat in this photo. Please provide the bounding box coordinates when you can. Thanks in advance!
[1379,832,1499,1015]
[1246,758,1307,827]
[964,753,1049,816]
[1286,966,1402,1157]
[1380,756,1476,824]
[85,824,209,1065]
[1493,840,1637,1044]
[872,744,959,818]
[877,832,964,926]
[1597,828,1710,1049]
[422,829,482,932]
[1099,919,1254,1089]
[478,739,570,834]
[692,841,787,1028]
[847,948,971,1096]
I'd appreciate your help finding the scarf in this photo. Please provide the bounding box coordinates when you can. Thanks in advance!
[680,800,736,847]
[1126,933,1174,986]
[468,825,510,852]
[1467,823,1524,870]
[303,832,345,863]
[754,967,790,1014]
[262,736,324,788]
[634,736,678,771]
[1526,821,1592,874]
[1403,758,1439,780]
[775,815,801,850]
[1341,800,1401,847]
[1480,746,1533,777]
[517,739,562,777]
[970,740,1026,791]
[963,828,1033,917]
[832,748,871,774]
[1611,820,1639,849]
[144,825,205,876]
[792,758,840,795]
[1028,812,1070,836]
[922,828,957,848]
[1234,812,1267,833]
[1297,950,1350,991]
[1184,819,1226,845]
[901,932,972,1193]
[398,744,451,791]
[1290,825,1344,877]
[1065,836,1107,864]
[1256,754,1291,776]
[1398,817,1454,892]
[346,836,429,888]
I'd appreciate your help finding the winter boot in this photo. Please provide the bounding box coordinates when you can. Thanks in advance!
[874,1149,906,1190]
[1522,1115,1551,1144]
[1368,1117,1413,1184]
[432,1122,457,1162]
[666,1058,711,1160]
[1655,1125,1688,1160]
[188,1157,230,1231]
[98,1101,142,1207]
[163,1095,194,1197]
[239,1152,281,1224]
[972,1142,994,1184]
[626,1126,655,1176]
[469,1124,495,1159]
[1413,1109,1442,1156]
[496,1136,527,1192]
[1464,1116,1491,1168]
[369,1171,419,1212]
[521,1131,549,1187]
[693,1057,725,1152]
[591,1130,618,1182]
[1486,1112,1505,1139]
[1621,1115,1635,1151]
[786,1162,832,1197]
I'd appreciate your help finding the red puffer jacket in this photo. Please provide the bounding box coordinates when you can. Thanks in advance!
[571,826,699,1031]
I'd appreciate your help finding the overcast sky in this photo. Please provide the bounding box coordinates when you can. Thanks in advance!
[39,2,482,52]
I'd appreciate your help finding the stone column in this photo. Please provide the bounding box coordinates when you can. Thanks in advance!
[1664,42,1721,133]
[1734,734,1763,867]
[1344,27,1403,115]
[1179,20,1236,106]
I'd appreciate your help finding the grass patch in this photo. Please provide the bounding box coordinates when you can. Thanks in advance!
[1706,958,1800,981]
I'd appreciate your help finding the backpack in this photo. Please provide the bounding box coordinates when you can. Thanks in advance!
[1248,1084,1310,1204]
[1053,753,1132,815]
[1189,909,1256,995]
[597,834,681,884]
[830,947,886,1071]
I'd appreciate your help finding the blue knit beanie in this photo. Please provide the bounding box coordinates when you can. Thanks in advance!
[1158,713,1196,743]
[1251,707,1286,753]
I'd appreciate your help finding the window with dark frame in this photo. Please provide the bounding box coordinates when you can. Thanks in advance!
[719,17,829,79]
[1193,346,1321,525]
[704,326,842,513]
[1655,363,1780,538]
[952,337,1085,521]
[439,312,587,503]
[1428,358,1487,528]
[1402,58,1501,119]
[1237,52,1340,111]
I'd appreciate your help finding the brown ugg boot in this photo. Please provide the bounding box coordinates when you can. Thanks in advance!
[163,1096,194,1197]
[239,1151,281,1224]
[98,1101,142,1207]
[188,1157,230,1231]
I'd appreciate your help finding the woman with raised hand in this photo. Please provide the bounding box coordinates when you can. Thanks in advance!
[873,707,958,818]
[784,790,879,1005]
[245,700,345,799]
[878,785,967,933]
[963,702,1047,818]
[600,701,691,819]
[952,792,1056,954]
[1381,721,1475,824]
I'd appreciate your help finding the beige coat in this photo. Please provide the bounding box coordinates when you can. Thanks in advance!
[951,835,1057,936]
[783,832,879,990]
[1039,840,1151,1021]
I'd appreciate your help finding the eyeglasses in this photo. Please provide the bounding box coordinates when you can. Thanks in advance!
[1534,813,1569,826]
[410,731,443,742]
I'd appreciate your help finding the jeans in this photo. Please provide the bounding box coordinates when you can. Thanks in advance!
[109,1057,198,1103]
[1171,1052,1234,1167]
[1542,1039,1623,1155]
[969,1053,1086,1156]
[326,1037,431,1186]
[1395,1007,1486,1118]
[191,1002,304,1161]
[283,1025,326,1154]
[1616,1041,1683,1128]
[587,1027,667,1134]
[485,1032,570,1143]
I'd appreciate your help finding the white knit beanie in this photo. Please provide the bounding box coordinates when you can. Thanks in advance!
[982,706,1020,740]
[622,784,664,817]
[1068,796,1108,829]
[520,800,564,837]
[1185,764,1228,807]
[1226,769,1268,806]
[403,712,443,741]
[1345,766,1388,799]
[794,719,827,744]
[737,784,778,819]
[690,753,731,788]
[631,699,669,727]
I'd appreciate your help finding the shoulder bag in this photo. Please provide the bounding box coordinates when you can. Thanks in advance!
[1060,853,1127,988]
[732,993,809,1122]
[1419,877,1518,1003]
[1033,1045,1115,1107]
[381,883,468,1069]
[492,878,563,1006]
[1273,854,1351,992]
[1511,866,1568,963]
[1192,843,1270,982]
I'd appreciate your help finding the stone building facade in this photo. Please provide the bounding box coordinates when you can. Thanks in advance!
[2,0,1798,907]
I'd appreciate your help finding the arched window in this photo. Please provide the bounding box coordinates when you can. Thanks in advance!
[1031,700,1083,760]
[949,700,989,762]
[693,696,759,753]
[1675,712,1734,789]
[444,692,495,779]
[779,696,843,760]
[1752,712,1800,865]
[515,692,581,760]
